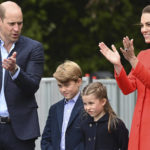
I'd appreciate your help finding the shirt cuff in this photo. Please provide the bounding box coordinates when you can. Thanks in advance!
[10,66,20,80]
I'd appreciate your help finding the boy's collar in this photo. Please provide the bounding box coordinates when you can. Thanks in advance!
[64,91,80,104]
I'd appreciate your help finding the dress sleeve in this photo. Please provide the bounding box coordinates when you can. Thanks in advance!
[115,67,137,95]
[132,61,150,89]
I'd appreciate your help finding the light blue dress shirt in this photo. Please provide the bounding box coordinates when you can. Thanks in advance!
[60,92,80,150]
[0,40,20,117]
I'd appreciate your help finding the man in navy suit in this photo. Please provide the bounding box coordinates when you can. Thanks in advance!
[0,1,44,150]
[41,60,84,150]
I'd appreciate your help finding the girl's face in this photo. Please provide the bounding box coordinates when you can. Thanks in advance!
[82,94,106,121]
[141,13,150,43]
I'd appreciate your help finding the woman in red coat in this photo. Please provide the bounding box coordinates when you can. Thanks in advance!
[99,5,150,150]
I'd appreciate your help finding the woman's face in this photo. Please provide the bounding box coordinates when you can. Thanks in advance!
[141,13,150,43]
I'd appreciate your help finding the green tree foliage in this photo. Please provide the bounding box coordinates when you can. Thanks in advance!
[0,0,149,77]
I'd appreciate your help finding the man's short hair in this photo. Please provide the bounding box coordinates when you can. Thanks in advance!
[0,5,6,20]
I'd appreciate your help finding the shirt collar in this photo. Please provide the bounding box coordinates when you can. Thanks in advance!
[0,39,15,53]
[64,91,80,104]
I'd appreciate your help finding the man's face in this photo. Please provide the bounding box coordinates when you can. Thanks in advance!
[57,79,82,100]
[0,8,23,43]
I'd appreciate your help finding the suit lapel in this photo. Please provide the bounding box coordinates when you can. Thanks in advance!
[67,95,83,127]
[0,51,2,92]
[0,37,22,90]
[4,47,16,88]
[56,99,65,132]
[4,40,21,89]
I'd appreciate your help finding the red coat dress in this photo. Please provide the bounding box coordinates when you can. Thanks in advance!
[115,49,150,150]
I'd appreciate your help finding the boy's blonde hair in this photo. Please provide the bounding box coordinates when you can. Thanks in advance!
[82,82,119,132]
[53,60,82,83]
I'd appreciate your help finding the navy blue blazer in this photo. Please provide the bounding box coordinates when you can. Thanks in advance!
[41,95,84,150]
[0,35,44,140]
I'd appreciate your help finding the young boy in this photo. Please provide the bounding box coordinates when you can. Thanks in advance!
[41,60,84,150]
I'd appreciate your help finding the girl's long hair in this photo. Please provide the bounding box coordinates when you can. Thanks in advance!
[82,82,119,132]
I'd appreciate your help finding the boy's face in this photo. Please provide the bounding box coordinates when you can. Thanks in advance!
[57,79,82,100]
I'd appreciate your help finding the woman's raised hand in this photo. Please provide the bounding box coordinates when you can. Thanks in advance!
[99,42,121,66]
[120,36,138,68]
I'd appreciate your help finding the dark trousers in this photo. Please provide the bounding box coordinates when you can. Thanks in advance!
[0,123,36,150]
